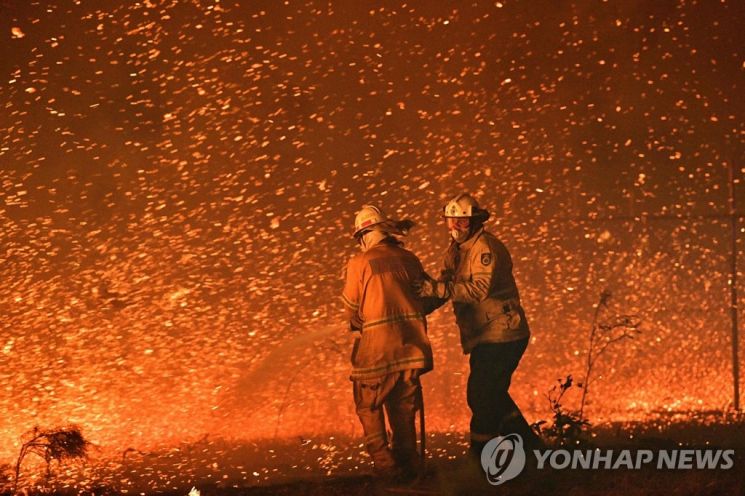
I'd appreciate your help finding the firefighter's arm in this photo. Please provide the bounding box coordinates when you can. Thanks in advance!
[413,247,457,303]
[341,257,363,333]
[449,246,494,304]
[411,256,449,314]
[416,271,448,315]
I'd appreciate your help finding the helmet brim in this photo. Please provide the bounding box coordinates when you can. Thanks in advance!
[441,209,490,221]
[353,221,383,237]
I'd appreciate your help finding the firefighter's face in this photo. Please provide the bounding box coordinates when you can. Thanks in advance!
[447,217,470,231]
[446,217,471,242]
[355,230,373,251]
[355,232,366,250]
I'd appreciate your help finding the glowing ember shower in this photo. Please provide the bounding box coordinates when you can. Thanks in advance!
[0,0,743,468]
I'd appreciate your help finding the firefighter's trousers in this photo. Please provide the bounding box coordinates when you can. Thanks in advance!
[467,337,540,452]
[353,369,420,473]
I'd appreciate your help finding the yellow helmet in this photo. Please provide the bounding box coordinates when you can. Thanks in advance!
[353,205,386,237]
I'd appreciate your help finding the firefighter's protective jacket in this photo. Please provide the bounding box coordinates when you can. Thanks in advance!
[442,227,530,353]
[342,238,433,381]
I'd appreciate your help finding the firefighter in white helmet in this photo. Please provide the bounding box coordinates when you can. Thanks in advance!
[341,205,435,480]
[413,193,543,454]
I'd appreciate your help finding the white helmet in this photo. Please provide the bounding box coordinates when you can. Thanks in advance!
[353,205,386,237]
[443,193,488,220]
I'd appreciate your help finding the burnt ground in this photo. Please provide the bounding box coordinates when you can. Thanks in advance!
[200,461,745,496]
[3,415,745,495]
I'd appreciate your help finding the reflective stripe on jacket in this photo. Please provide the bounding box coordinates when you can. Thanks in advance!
[444,228,530,353]
[342,239,433,380]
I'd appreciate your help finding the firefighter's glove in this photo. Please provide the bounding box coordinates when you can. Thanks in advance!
[413,274,450,300]
[439,269,455,283]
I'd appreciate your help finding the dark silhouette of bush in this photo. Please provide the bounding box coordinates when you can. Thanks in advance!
[578,289,641,423]
[533,290,641,446]
[533,375,590,446]
[13,425,90,493]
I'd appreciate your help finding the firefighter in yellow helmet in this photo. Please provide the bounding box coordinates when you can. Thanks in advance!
[413,193,543,454]
[341,205,435,480]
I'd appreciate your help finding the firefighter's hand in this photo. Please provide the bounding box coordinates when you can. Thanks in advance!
[413,274,449,299]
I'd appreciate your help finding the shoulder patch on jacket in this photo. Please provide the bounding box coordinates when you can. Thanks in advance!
[480,253,492,266]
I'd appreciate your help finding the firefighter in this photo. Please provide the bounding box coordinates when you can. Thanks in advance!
[341,205,434,480]
[413,193,542,454]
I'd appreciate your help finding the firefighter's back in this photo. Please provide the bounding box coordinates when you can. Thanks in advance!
[350,240,433,381]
